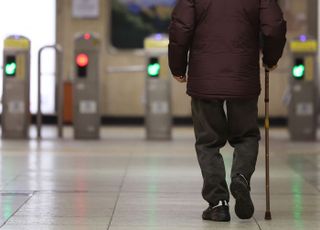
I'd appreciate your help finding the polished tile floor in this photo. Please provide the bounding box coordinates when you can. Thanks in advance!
[0,126,320,229]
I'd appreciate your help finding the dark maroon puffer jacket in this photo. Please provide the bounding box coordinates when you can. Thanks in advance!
[168,0,287,99]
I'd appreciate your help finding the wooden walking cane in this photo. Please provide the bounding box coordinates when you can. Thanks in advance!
[264,69,272,220]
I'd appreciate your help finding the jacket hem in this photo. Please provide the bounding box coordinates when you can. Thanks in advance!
[187,91,261,100]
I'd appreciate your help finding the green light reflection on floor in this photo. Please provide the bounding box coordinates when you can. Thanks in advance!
[292,175,304,230]
[3,197,13,220]
[147,158,159,225]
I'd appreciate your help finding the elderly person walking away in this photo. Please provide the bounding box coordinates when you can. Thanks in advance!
[168,0,286,222]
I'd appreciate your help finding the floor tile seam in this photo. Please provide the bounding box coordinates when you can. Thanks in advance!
[114,191,201,195]
[5,215,113,219]
[108,223,258,228]
[114,191,320,196]
[259,151,320,194]
[0,193,32,196]
[0,191,35,228]
[106,152,135,230]
[253,216,263,230]
[285,157,320,194]
[12,215,113,218]
[252,192,319,196]
[0,148,134,154]
[294,177,320,194]
[2,174,23,188]
[3,223,111,226]
[0,190,120,194]
[29,190,118,194]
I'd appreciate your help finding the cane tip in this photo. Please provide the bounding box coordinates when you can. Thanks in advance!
[265,211,272,220]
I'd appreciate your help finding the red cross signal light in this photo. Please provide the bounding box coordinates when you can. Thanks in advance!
[76,53,89,77]
[76,53,89,67]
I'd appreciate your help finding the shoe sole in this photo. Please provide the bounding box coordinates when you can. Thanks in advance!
[230,179,254,219]
[202,214,231,222]
[202,207,231,222]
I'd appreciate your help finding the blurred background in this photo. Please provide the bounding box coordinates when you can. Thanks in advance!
[0,1,320,230]
[0,0,316,127]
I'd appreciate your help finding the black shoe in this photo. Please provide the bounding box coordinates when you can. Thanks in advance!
[202,201,231,222]
[230,174,254,219]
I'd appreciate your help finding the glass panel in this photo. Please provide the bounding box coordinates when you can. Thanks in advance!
[0,0,56,114]
[111,0,176,49]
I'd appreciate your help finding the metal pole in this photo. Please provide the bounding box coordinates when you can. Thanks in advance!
[318,0,320,60]
[318,0,320,109]
[37,47,45,139]
[264,69,272,220]
[37,45,64,139]
[56,45,64,138]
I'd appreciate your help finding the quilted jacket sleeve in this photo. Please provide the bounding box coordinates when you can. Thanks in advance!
[168,0,195,76]
[260,0,287,67]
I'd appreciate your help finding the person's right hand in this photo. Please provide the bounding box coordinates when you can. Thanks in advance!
[263,64,277,72]
[173,75,187,83]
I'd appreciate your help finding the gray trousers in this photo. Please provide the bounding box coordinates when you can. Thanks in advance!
[191,97,260,206]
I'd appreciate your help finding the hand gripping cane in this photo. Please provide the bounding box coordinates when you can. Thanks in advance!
[264,69,272,220]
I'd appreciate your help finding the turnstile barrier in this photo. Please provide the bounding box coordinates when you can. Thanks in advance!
[144,34,172,140]
[289,35,318,141]
[2,35,31,139]
[73,33,101,139]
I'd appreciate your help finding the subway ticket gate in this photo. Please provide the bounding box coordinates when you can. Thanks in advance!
[73,33,100,139]
[144,34,172,140]
[289,35,318,141]
[2,35,31,139]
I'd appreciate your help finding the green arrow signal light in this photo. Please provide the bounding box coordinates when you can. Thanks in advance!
[148,63,160,77]
[292,64,305,79]
[5,62,17,76]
